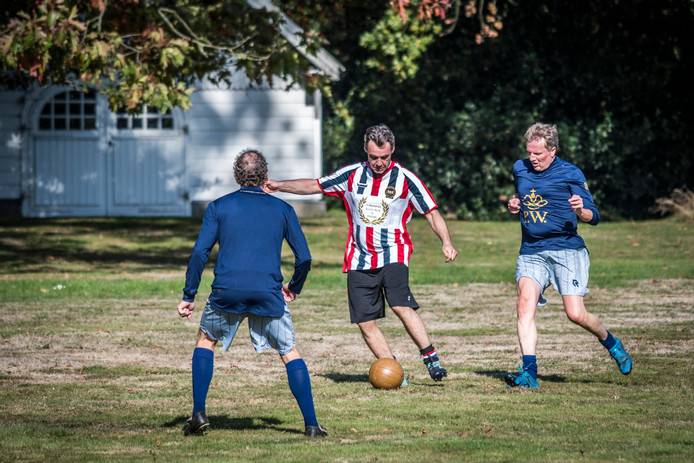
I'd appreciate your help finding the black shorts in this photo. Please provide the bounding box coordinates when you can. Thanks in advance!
[347,263,419,324]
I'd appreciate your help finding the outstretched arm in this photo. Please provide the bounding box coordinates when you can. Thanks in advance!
[424,209,458,262]
[264,179,321,195]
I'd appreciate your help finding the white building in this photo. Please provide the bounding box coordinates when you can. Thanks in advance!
[0,2,342,218]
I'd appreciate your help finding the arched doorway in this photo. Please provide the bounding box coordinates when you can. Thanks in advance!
[28,88,107,216]
[25,87,188,216]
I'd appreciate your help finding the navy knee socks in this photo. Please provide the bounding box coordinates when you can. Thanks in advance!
[192,347,214,415]
[285,358,318,427]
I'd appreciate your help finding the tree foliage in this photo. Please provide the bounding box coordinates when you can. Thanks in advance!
[321,0,693,219]
[0,0,329,111]
[1,0,690,218]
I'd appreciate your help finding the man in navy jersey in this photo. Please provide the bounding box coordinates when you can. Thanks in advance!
[506,123,633,389]
[177,149,327,437]
[265,124,458,383]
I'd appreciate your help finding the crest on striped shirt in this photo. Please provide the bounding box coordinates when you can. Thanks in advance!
[358,197,389,225]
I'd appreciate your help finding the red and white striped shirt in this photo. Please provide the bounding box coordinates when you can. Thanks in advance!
[317,161,438,272]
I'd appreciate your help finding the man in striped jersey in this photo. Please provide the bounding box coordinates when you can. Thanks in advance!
[265,124,458,382]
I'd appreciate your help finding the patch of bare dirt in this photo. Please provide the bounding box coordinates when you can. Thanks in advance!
[1,280,692,386]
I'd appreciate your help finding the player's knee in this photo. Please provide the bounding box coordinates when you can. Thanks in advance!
[280,347,301,364]
[390,305,414,317]
[195,330,217,349]
[517,295,537,318]
[565,307,585,324]
[358,320,379,333]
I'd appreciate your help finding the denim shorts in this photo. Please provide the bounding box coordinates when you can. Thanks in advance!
[515,248,590,297]
[199,301,296,355]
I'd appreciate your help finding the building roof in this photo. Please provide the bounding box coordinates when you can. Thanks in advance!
[246,0,344,81]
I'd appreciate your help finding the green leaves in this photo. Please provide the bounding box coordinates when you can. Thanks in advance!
[360,7,440,81]
[0,0,334,111]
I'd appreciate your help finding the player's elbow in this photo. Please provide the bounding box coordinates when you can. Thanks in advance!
[189,246,211,265]
[296,257,312,271]
[588,208,601,225]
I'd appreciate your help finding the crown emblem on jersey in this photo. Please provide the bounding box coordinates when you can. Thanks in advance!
[522,188,549,210]
[358,197,389,225]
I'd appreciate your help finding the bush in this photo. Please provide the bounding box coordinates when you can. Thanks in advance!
[652,188,694,220]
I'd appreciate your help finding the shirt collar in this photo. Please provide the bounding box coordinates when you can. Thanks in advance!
[239,185,265,193]
[366,160,396,178]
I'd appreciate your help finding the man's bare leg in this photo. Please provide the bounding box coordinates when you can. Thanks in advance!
[516,277,540,356]
[357,320,394,358]
[391,305,447,381]
[511,278,541,388]
[562,295,608,340]
[390,305,431,349]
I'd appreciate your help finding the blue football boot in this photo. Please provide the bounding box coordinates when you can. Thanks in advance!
[608,337,633,375]
[509,367,540,390]
[423,353,447,381]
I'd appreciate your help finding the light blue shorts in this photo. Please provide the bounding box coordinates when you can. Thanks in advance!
[515,248,590,297]
[199,301,296,355]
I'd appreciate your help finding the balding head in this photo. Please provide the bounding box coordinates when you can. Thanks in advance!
[234,149,268,187]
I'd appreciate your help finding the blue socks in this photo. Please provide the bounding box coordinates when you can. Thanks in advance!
[192,349,318,428]
[522,355,538,379]
[286,358,318,427]
[192,347,214,415]
[600,331,617,350]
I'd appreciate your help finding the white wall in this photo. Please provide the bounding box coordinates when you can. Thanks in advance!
[185,87,321,202]
[0,91,24,199]
[0,80,325,214]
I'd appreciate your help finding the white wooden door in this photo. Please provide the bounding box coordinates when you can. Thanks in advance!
[33,135,106,215]
[109,137,186,215]
[108,106,187,216]
[28,89,107,216]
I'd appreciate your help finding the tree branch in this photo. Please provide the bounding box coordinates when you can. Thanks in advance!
[440,0,461,36]
[157,7,276,61]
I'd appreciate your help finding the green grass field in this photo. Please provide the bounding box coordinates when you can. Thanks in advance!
[1,213,693,462]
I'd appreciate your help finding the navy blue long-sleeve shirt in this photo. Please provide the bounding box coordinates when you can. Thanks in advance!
[513,157,600,255]
[182,186,311,317]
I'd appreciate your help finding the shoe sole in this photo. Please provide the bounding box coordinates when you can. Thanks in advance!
[184,422,210,436]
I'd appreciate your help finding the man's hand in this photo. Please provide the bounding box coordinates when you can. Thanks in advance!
[568,194,583,215]
[177,300,195,320]
[263,179,281,193]
[569,194,594,222]
[282,284,297,302]
[442,243,458,262]
[507,195,521,215]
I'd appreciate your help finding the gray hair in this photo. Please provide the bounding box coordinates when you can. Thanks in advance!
[363,124,395,151]
[234,149,268,187]
[524,123,559,152]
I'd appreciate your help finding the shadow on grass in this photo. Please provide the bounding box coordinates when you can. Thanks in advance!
[0,217,347,274]
[0,218,200,273]
[474,369,567,385]
[162,415,303,435]
[319,372,369,383]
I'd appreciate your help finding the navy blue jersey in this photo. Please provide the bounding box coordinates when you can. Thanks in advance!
[182,186,311,317]
[513,157,600,255]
